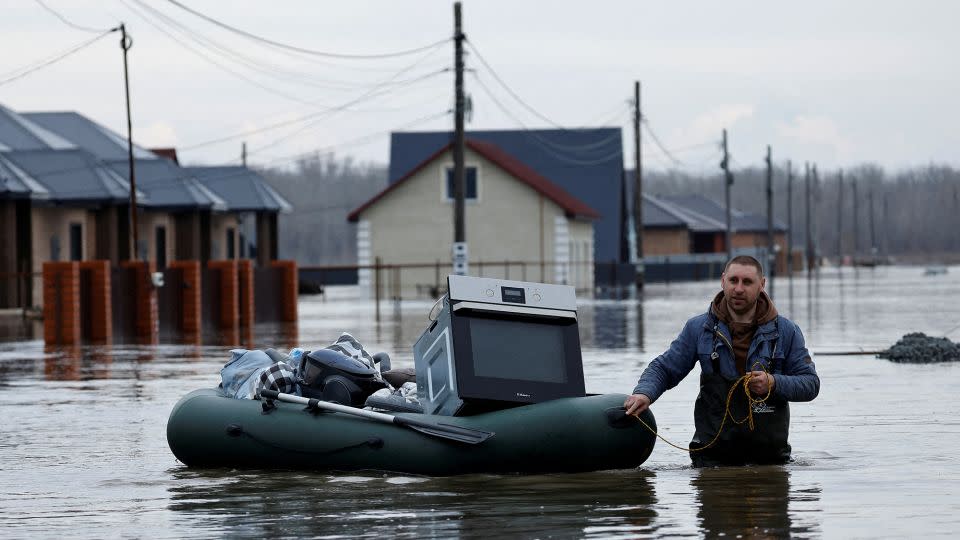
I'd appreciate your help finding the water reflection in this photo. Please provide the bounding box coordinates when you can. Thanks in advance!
[692,466,820,538]
[167,469,659,538]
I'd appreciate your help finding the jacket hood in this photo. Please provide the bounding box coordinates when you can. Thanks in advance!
[711,290,778,326]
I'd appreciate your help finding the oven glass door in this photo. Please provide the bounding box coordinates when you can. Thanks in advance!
[450,308,584,403]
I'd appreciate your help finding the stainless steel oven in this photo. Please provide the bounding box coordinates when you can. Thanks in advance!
[413,275,584,416]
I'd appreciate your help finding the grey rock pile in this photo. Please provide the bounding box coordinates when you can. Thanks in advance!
[879,332,960,363]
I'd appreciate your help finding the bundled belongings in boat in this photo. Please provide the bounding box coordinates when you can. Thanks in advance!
[167,276,658,475]
[879,332,960,363]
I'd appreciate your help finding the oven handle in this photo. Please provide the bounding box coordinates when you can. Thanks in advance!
[452,301,577,320]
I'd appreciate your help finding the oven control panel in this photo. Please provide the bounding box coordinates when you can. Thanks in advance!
[447,275,577,311]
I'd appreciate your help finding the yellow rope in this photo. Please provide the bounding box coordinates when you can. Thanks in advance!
[631,364,773,453]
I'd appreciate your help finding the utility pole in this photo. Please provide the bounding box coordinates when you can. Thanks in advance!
[721,129,734,261]
[633,81,644,289]
[765,145,774,287]
[812,165,820,271]
[120,24,139,261]
[836,169,844,263]
[786,161,793,274]
[869,187,877,260]
[805,162,813,273]
[852,176,859,260]
[451,2,467,275]
[241,142,247,167]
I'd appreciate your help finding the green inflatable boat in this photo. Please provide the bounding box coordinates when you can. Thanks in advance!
[167,389,657,476]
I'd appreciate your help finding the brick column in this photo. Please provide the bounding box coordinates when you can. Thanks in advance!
[271,260,298,322]
[43,262,81,345]
[208,260,239,331]
[237,259,254,329]
[169,260,201,338]
[121,260,158,344]
[79,260,112,343]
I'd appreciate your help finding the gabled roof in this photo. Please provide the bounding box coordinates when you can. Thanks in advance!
[0,153,50,199]
[662,194,787,233]
[185,166,293,213]
[389,129,622,260]
[3,149,142,204]
[0,105,75,151]
[348,139,599,222]
[107,159,226,210]
[21,111,156,160]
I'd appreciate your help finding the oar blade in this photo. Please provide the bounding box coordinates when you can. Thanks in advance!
[405,421,495,445]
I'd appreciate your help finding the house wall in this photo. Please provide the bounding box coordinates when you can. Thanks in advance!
[30,206,92,306]
[136,210,174,266]
[358,148,594,298]
[643,228,689,256]
[210,213,240,260]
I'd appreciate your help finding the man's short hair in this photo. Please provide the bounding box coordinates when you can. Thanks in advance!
[724,255,764,277]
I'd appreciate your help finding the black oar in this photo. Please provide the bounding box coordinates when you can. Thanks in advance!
[259,389,494,445]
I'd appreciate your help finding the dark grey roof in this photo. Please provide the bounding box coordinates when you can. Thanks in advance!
[390,128,622,262]
[185,166,292,212]
[641,195,689,228]
[3,149,140,204]
[107,159,226,210]
[662,194,787,233]
[0,153,49,199]
[0,105,75,152]
[20,111,156,160]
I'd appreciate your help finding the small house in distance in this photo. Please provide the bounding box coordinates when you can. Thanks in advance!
[348,139,599,297]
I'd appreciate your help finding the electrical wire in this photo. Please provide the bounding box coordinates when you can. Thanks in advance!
[179,67,449,151]
[0,30,116,87]
[33,0,116,33]
[469,73,622,166]
[163,0,451,60]
[465,39,568,130]
[642,119,683,167]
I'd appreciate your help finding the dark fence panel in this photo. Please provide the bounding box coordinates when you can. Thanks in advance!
[299,267,358,292]
[201,267,222,334]
[110,266,135,342]
[254,266,281,323]
[157,267,184,342]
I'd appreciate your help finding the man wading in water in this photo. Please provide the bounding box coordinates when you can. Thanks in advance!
[624,255,820,466]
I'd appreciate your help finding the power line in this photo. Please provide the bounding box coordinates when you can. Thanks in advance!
[642,119,683,167]
[465,39,571,130]
[33,0,116,33]
[163,0,451,60]
[0,30,115,87]
[179,67,449,151]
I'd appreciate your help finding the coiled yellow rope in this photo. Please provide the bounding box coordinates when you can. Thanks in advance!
[631,365,773,453]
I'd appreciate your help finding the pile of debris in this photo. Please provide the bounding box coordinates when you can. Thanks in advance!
[879,332,960,363]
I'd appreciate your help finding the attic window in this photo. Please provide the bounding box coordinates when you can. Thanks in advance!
[445,166,478,201]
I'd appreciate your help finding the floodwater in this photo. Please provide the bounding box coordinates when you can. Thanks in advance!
[1,265,959,538]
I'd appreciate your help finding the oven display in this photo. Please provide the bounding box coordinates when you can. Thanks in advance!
[501,286,526,304]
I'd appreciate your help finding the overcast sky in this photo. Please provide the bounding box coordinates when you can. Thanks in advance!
[2,0,957,174]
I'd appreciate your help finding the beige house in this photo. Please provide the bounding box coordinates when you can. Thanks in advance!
[348,140,599,297]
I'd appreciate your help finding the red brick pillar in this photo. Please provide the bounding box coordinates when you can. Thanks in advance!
[169,260,201,338]
[271,260,298,322]
[79,260,112,343]
[121,260,158,344]
[43,262,81,345]
[208,260,239,331]
[238,259,254,328]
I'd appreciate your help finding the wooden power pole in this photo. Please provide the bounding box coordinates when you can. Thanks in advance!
[120,24,139,261]
[452,2,467,275]
[721,129,734,261]
[633,81,644,289]
[765,145,774,288]
[836,169,844,263]
[786,160,793,274]
[805,162,813,273]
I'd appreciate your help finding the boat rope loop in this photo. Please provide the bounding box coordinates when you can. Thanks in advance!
[631,363,773,453]
[228,423,384,455]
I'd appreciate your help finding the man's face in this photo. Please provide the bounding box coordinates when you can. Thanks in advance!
[721,263,766,316]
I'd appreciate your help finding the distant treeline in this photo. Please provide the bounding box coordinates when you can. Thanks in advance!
[261,154,960,265]
[258,154,386,265]
[644,163,960,260]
